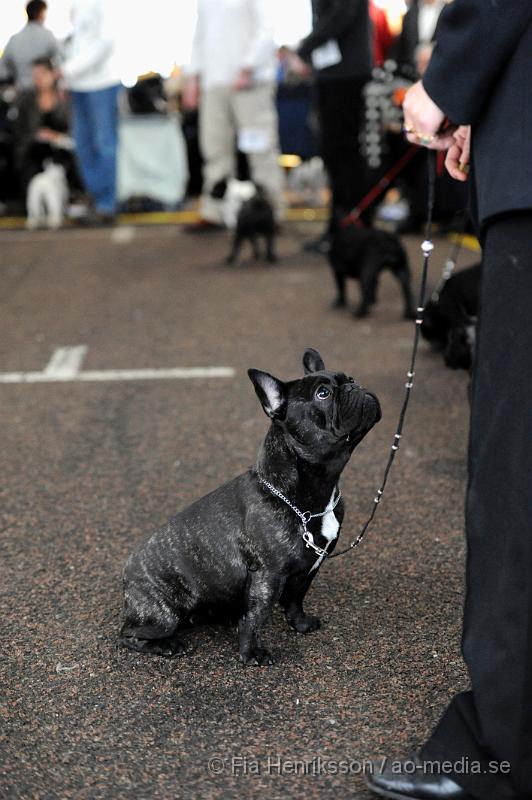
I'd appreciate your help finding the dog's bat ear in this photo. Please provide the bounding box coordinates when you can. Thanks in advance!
[302,348,325,375]
[248,369,286,420]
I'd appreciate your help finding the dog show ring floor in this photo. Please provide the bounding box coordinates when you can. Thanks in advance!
[0,219,480,799]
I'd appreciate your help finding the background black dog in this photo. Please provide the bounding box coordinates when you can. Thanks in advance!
[120,348,380,666]
[226,184,277,265]
[422,262,481,370]
[328,215,415,319]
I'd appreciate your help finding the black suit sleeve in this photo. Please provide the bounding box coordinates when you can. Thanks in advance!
[298,0,366,60]
[422,0,532,124]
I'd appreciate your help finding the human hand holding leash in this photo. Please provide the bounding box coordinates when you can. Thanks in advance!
[403,80,456,149]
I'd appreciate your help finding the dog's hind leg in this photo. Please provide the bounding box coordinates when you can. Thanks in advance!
[120,623,186,657]
[250,234,261,261]
[120,586,186,657]
[395,267,416,319]
[226,232,244,265]
[331,268,347,308]
[26,181,42,230]
[265,234,277,263]
[355,264,375,317]
[392,248,416,319]
[47,190,63,230]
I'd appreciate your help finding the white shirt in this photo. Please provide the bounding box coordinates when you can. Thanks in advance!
[418,1,446,45]
[187,0,276,90]
[63,0,121,92]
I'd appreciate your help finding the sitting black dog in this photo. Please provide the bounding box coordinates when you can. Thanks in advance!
[120,348,381,665]
[329,215,415,319]
[226,185,277,265]
[421,262,481,370]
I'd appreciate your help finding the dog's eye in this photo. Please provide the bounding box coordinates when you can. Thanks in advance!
[315,386,331,400]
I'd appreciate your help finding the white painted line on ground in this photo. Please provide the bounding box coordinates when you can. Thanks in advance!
[0,366,235,384]
[43,346,88,377]
[111,226,137,244]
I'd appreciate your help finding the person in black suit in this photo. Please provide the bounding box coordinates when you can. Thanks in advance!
[366,2,532,799]
[297,0,372,232]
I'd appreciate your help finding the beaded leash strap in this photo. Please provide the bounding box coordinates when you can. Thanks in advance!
[329,151,438,559]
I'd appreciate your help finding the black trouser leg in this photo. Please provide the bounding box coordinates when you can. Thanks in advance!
[315,77,370,224]
[421,212,532,800]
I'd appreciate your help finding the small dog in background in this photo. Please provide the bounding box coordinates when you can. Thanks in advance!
[26,161,68,230]
[328,213,415,319]
[211,178,277,265]
[226,185,277,265]
[211,177,256,229]
[421,263,481,370]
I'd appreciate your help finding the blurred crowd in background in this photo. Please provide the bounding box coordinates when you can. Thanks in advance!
[0,0,466,231]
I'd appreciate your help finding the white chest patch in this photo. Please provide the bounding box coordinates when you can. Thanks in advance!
[308,490,340,574]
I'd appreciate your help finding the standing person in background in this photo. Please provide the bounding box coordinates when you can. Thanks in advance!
[183,0,284,231]
[393,0,447,77]
[62,0,122,225]
[366,2,532,799]
[0,1,61,91]
[295,0,372,250]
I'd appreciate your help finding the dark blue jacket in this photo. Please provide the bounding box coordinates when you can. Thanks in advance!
[423,0,532,223]
[298,0,371,82]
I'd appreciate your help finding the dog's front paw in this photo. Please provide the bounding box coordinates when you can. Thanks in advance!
[240,647,276,667]
[287,613,321,634]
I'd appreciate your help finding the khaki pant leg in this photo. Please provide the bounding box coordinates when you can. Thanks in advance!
[231,83,285,221]
[199,86,236,223]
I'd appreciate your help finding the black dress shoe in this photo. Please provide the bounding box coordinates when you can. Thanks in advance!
[365,756,474,799]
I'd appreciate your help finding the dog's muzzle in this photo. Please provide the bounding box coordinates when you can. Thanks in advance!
[336,386,381,438]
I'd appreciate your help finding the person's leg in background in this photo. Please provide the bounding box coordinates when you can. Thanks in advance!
[232,82,284,222]
[198,86,236,225]
[315,77,369,220]
[418,211,532,800]
[86,84,120,215]
[70,90,99,202]
[71,85,120,217]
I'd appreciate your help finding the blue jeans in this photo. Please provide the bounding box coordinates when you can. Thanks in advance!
[71,84,121,214]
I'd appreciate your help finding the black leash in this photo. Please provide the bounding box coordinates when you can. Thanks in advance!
[328,151,437,559]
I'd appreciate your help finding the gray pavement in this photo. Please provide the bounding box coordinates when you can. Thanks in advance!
[0,222,479,799]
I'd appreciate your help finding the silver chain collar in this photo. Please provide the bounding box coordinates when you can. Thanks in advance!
[257,475,342,558]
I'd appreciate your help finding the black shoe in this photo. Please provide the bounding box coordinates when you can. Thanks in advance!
[365,756,473,799]
[78,210,116,227]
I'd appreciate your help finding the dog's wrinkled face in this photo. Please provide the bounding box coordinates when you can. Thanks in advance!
[249,348,381,462]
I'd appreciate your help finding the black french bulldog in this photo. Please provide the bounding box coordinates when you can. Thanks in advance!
[329,215,415,319]
[421,263,481,370]
[226,185,277,265]
[120,348,381,666]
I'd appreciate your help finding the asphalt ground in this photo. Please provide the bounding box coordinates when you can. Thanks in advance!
[0,221,480,799]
